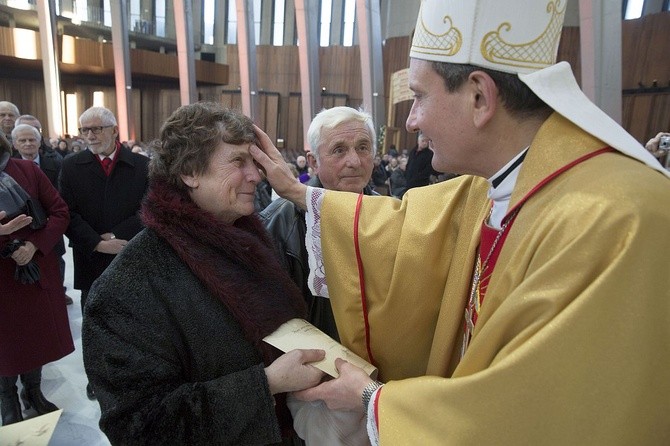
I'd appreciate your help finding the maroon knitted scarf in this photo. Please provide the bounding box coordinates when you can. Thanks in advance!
[141,177,307,365]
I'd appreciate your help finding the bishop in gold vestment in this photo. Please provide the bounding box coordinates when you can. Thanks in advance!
[319,115,670,444]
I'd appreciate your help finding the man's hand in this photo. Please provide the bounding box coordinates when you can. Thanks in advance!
[0,211,32,235]
[292,358,374,413]
[11,241,37,266]
[250,125,308,209]
[265,349,326,395]
[95,238,128,254]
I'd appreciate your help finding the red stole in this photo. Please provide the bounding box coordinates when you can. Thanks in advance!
[461,147,615,356]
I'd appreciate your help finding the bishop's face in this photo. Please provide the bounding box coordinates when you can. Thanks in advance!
[406,58,477,176]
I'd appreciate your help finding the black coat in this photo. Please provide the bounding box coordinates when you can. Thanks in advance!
[405,146,436,189]
[58,147,149,290]
[83,229,283,445]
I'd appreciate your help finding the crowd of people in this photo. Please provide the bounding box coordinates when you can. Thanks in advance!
[2,0,670,443]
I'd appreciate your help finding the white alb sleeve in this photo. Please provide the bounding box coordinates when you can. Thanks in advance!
[305,186,329,298]
[366,387,381,446]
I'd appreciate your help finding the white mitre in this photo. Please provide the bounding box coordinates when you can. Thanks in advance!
[410,0,668,177]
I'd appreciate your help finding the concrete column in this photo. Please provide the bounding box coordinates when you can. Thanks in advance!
[110,0,135,141]
[295,0,321,151]
[213,0,227,63]
[236,0,259,120]
[36,0,64,139]
[284,0,296,45]
[356,0,385,129]
[174,0,197,104]
[579,0,622,123]
[261,0,274,45]
[330,0,344,45]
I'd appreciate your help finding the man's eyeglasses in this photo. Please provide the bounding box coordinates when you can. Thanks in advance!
[78,125,113,135]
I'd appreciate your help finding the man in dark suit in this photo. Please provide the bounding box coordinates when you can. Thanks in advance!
[58,106,149,399]
[405,131,438,190]
[11,122,72,305]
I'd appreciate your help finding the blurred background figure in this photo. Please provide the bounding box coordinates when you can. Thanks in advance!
[389,156,408,198]
[0,101,19,145]
[645,131,670,169]
[404,131,439,191]
[0,133,73,426]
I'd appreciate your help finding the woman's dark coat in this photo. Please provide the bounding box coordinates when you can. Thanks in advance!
[82,229,285,445]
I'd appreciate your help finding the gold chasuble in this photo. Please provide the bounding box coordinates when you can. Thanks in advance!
[320,113,670,444]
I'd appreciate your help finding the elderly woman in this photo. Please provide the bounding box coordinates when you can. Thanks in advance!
[82,102,324,445]
[0,133,73,425]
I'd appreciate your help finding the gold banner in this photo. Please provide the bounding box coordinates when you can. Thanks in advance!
[391,68,413,105]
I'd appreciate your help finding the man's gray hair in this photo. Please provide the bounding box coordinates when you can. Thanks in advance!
[79,106,118,126]
[15,114,41,128]
[307,106,376,161]
[11,123,41,141]
[0,101,20,117]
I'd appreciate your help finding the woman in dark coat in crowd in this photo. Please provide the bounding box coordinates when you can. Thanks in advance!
[82,102,324,445]
[0,133,73,426]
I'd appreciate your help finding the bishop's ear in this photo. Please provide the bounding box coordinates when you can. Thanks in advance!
[469,71,498,128]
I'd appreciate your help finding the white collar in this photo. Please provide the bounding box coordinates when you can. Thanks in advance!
[486,148,528,229]
[98,148,117,161]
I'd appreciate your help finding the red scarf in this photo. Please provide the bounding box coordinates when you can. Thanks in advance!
[141,178,306,364]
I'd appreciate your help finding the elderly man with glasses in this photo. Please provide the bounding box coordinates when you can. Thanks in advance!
[58,106,149,400]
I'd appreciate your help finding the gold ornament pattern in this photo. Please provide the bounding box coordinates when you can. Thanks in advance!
[480,0,566,69]
[411,14,462,58]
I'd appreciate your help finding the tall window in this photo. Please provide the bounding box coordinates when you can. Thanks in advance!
[320,0,332,46]
[253,0,262,44]
[204,0,215,44]
[103,0,111,27]
[227,1,237,44]
[156,0,166,37]
[130,0,140,31]
[342,0,355,46]
[74,0,88,23]
[273,0,286,46]
[624,0,644,18]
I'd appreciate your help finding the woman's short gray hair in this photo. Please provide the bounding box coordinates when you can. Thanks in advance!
[307,106,376,161]
[149,102,256,191]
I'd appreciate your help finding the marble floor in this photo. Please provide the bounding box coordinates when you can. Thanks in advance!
[6,241,111,445]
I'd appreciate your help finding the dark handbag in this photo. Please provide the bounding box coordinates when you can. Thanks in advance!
[0,239,40,284]
[24,197,48,230]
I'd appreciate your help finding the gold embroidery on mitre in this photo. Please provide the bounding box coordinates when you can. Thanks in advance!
[480,0,566,69]
[412,14,462,57]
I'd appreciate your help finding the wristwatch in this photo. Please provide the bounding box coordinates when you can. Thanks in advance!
[109,234,116,240]
[361,380,383,412]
